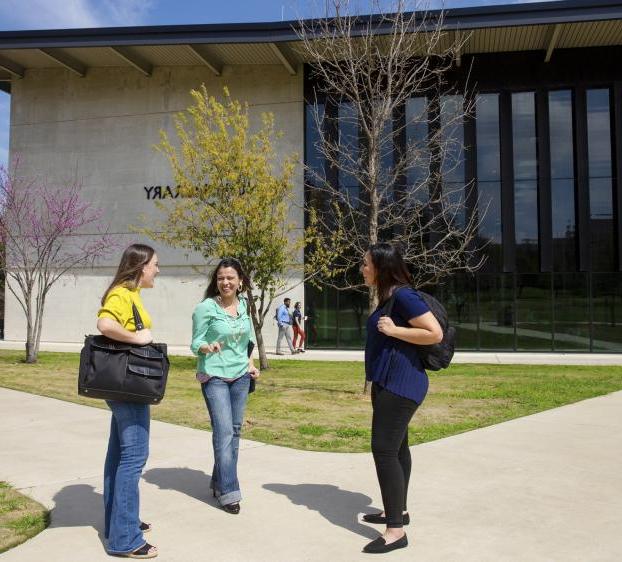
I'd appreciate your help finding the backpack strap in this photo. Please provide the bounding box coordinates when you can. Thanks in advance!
[380,286,408,318]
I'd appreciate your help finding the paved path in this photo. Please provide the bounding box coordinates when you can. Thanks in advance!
[1,387,621,561]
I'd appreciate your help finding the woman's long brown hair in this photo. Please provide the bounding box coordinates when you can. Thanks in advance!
[368,242,414,304]
[101,244,155,305]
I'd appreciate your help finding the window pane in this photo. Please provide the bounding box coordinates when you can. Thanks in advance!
[439,275,478,350]
[551,179,576,271]
[590,178,615,271]
[441,95,465,228]
[592,273,622,351]
[515,180,539,271]
[512,92,538,271]
[512,92,537,180]
[338,102,359,201]
[478,181,502,272]
[478,274,515,350]
[516,274,552,350]
[304,285,337,348]
[406,97,429,205]
[337,290,367,348]
[476,94,500,181]
[548,90,574,179]
[586,89,612,178]
[305,103,325,179]
[553,273,590,351]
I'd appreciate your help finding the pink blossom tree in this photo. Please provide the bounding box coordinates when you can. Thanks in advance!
[0,164,115,363]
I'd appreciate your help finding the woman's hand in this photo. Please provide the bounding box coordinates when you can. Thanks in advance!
[377,315,397,337]
[248,365,260,379]
[199,342,222,354]
[133,329,153,346]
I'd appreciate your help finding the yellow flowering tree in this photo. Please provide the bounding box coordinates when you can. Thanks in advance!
[150,86,337,368]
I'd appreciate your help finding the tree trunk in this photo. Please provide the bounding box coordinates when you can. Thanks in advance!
[246,288,270,370]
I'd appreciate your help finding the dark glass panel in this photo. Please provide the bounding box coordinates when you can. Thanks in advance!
[305,102,325,179]
[592,273,622,351]
[476,94,500,181]
[437,275,478,350]
[441,95,465,227]
[478,274,515,350]
[551,179,576,271]
[549,90,577,271]
[552,273,590,351]
[516,274,553,350]
[586,89,612,178]
[406,96,429,205]
[511,92,537,180]
[590,178,615,271]
[478,181,503,272]
[338,102,360,202]
[548,90,574,180]
[512,92,539,271]
[336,290,368,348]
[586,89,614,271]
[514,180,539,271]
[304,285,338,348]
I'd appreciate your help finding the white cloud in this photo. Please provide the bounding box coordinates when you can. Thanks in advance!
[0,0,153,30]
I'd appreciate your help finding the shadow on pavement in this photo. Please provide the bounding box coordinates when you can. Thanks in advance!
[51,483,106,551]
[263,483,378,539]
[142,467,218,508]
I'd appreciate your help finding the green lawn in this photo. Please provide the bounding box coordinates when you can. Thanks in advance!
[0,482,49,554]
[1,350,621,452]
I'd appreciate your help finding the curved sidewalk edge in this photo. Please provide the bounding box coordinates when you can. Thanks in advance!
[0,387,621,561]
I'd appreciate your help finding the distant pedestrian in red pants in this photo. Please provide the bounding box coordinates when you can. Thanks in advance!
[292,301,306,352]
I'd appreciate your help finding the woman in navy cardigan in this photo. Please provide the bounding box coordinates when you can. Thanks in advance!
[360,243,443,554]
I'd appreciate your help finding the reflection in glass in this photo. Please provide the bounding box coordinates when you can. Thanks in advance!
[338,102,359,202]
[592,273,622,351]
[586,89,614,271]
[337,290,368,348]
[549,90,576,271]
[406,97,429,205]
[516,274,552,350]
[304,285,338,348]
[476,94,502,271]
[478,274,515,350]
[553,273,590,350]
[441,95,465,226]
[512,92,538,271]
[434,275,478,350]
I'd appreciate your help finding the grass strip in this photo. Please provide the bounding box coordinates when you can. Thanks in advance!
[1,350,621,452]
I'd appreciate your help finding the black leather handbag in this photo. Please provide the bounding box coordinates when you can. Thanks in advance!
[78,304,169,404]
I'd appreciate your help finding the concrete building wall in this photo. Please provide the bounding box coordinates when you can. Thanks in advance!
[4,65,305,347]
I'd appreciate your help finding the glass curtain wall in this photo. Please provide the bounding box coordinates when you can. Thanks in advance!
[304,79,622,352]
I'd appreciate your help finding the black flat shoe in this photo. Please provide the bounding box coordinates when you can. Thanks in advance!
[362,512,410,525]
[221,502,240,514]
[363,534,408,554]
[139,522,152,533]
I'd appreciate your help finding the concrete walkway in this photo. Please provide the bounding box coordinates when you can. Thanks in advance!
[1,388,621,562]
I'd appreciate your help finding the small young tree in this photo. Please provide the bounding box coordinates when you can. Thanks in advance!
[149,86,332,369]
[0,165,115,363]
[297,0,484,310]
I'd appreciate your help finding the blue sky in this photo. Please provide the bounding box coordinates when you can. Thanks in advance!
[0,0,556,167]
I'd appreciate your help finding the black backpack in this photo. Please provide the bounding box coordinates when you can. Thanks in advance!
[381,288,455,371]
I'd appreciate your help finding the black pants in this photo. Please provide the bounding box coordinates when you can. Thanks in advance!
[371,383,419,528]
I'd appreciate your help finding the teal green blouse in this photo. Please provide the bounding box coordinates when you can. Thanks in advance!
[190,297,256,379]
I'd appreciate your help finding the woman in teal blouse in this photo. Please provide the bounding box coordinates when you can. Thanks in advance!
[191,258,259,514]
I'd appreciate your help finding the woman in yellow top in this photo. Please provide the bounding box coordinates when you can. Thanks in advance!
[97,243,159,560]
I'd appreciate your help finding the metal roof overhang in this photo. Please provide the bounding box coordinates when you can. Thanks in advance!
[0,0,621,93]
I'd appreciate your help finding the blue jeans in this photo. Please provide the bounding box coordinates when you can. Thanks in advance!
[104,400,150,554]
[201,374,250,505]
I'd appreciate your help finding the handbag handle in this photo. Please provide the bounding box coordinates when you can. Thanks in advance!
[132,303,145,331]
